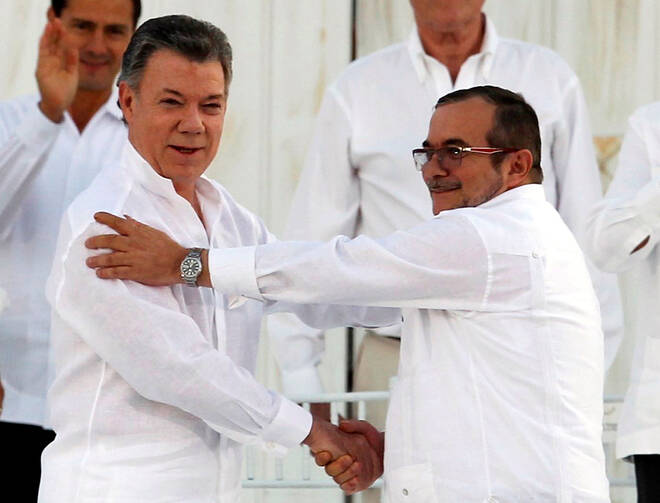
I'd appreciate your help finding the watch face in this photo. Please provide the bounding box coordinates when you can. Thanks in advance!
[181,257,202,277]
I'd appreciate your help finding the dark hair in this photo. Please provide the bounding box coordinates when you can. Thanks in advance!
[52,0,142,28]
[118,15,233,95]
[435,85,543,183]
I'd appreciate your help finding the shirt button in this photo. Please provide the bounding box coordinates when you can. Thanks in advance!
[532,251,540,258]
[402,488,408,496]
[265,441,275,450]
[485,497,499,503]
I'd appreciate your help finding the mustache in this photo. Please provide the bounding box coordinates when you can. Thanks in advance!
[426,178,462,192]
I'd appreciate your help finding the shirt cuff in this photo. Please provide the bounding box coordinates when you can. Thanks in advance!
[260,396,313,451]
[208,246,261,299]
[280,365,325,396]
[15,102,62,147]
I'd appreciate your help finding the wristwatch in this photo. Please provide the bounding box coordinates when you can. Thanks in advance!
[180,248,204,287]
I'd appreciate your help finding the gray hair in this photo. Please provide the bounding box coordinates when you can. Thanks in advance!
[118,15,233,94]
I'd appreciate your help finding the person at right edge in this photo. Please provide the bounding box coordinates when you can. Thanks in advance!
[267,0,623,436]
[586,101,660,502]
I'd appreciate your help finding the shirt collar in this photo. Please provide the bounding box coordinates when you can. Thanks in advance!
[103,86,124,121]
[120,141,219,204]
[479,184,546,209]
[407,14,499,84]
[432,184,546,219]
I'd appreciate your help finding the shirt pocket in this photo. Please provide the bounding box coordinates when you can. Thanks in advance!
[386,463,437,503]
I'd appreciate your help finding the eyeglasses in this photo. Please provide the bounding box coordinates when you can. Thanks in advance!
[412,145,519,171]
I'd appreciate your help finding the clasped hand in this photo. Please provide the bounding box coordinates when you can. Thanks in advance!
[304,417,384,494]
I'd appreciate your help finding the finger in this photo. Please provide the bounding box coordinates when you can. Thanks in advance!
[332,460,360,484]
[94,212,132,235]
[65,45,78,73]
[313,451,333,467]
[85,234,130,251]
[323,454,353,477]
[86,252,129,269]
[340,476,360,495]
[95,266,133,280]
[338,419,369,434]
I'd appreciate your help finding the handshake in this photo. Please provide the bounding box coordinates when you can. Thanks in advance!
[302,417,384,494]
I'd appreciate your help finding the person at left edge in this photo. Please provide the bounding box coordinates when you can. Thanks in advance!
[0,1,139,500]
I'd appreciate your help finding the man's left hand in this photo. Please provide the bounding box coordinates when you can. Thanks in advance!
[85,212,188,286]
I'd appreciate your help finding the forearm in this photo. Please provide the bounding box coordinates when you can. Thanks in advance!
[210,216,487,311]
[586,179,660,272]
[0,103,60,236]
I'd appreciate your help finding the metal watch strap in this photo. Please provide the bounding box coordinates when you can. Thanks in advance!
[181,247,203,287]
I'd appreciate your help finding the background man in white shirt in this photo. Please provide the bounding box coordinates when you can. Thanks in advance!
[0,0,138,499]
[586,102,660,502]
[86,85,610,501]
[43,15,387,502]
[267,0,623,430]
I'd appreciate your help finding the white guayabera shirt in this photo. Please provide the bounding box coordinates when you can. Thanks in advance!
[210,185,610,502]
[0,91,127,427]
[268,15,623,396]
[40,143,399,503]
[586,102,660,461]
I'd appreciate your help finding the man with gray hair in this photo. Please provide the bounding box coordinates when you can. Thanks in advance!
[40,15,389,502]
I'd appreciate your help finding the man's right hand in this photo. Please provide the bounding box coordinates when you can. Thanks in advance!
[303,417,382,494]
[37,18,79,123]
[313,419,385,493]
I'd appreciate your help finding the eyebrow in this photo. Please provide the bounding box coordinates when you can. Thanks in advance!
[162,89,225,100]
[421,138,469,148]
[442,138,469,147]
[70,18,128,29]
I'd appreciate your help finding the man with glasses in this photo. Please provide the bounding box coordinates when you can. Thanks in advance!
[266,0,623,442]
[85,85,610,501]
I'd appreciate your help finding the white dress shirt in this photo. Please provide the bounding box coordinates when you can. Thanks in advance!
[268,16,623,395]
[40,143,399,503]
[0,91,127,427]
[586,102,660,460]
[211,184,609,502]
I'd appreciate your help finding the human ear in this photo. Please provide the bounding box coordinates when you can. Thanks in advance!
[505,149,533,187]
[118,82,135,123]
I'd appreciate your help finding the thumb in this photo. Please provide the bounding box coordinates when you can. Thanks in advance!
[338,419,381,448]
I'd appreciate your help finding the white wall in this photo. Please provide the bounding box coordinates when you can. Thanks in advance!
[3,1,659,502]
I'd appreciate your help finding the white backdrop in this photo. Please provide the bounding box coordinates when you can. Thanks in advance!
[2,1,659,502]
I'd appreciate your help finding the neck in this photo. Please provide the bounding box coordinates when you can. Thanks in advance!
[416,13,486,83]
[68,87,113,132]
[174,182,204,222]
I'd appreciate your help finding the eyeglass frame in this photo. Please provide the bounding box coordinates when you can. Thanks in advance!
[411,145,520,172]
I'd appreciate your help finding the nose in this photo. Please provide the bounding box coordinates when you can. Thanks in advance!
[421,154,449,181]
[85,28,108,56]
[177,105,204,134]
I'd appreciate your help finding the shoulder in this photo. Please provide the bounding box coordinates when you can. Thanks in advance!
[0,94,40,126]
[630,101,660,126]
[0,94,39,114]
[495,37,578,84]
[203,177,272,245]
[65,162,132,240]
[331,42,409,93]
